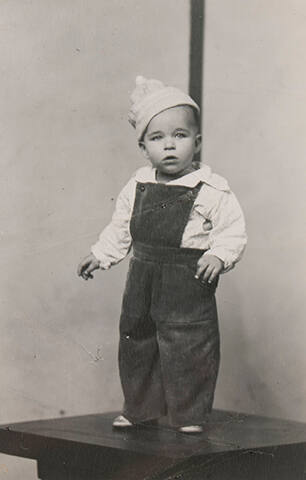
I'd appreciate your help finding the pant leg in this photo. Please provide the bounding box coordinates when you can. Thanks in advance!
[152,262,220,427]
[118,257,167,422]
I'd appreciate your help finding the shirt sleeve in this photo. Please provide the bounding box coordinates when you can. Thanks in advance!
[204,190,247,272]
[90,178,135,269]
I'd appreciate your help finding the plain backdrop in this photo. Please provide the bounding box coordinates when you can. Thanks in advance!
[1,1,306,478]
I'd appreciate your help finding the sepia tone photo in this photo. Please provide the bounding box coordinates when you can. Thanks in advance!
[0,1,305,478]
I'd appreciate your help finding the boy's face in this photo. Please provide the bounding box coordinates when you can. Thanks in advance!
[139,106,201,179]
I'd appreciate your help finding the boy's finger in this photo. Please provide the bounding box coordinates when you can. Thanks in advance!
[207,268,218,284]
[195,261,208,279]
[202,265,214,282]
[78,267,86,277]
[77,261,88,276]
[83,266,92,275]
[80,267,90,279]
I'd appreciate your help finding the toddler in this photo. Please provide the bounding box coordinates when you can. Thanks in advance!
[78,76,247,433]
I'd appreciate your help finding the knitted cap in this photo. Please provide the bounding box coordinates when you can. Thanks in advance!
[128,76,200,140]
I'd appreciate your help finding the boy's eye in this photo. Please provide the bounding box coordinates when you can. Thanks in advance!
[150,135,162,141]
[175,132,187,138]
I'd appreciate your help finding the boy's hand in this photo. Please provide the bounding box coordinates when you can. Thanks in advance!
[195,254,224,284]
[77,254,101,280]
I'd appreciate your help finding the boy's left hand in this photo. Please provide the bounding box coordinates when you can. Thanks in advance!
[195,254,224,284]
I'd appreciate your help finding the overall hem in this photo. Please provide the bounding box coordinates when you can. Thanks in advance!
[122,410,166,425]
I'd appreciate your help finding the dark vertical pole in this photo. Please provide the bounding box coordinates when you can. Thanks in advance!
[189,0,204,163]
[189,0,205,114]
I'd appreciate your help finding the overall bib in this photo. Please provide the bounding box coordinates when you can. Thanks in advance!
[119,181,220,427]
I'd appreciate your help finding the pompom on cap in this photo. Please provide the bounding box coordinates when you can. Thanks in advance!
[128,76,200,140]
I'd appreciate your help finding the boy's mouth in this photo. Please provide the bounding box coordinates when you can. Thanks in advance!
[163,155,178,161]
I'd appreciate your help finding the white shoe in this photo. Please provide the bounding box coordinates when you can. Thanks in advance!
[112,415,134,428]
[178,425,203,434]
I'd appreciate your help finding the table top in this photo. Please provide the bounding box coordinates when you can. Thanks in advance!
[1,409,306,461]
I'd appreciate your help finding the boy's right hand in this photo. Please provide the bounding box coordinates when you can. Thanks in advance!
[77,253,101,280]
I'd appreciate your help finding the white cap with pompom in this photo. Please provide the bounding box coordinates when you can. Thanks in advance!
[128,76,200,140]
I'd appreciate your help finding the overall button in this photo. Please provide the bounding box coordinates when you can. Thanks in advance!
[161,203,166,208]
[140,185,145,192]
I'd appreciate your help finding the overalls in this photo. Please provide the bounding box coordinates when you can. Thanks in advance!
[119,181,220,427]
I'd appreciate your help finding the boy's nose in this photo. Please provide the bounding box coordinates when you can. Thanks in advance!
[164,137,175,149]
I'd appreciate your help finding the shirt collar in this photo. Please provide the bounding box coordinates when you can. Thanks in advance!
[134,165,230,192]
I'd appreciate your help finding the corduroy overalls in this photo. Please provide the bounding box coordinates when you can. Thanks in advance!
[119,181,220,427]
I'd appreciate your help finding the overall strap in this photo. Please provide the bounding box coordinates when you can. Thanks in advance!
[130,182,203,248]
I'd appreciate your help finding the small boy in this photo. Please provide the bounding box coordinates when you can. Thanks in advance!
[78,76,247,433]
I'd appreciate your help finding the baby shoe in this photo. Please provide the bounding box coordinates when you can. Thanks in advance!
[178,425,203,434]
[112,415,134,428]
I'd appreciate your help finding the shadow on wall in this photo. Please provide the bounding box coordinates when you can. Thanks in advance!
[215,267,288,418]
[215,256,301,421]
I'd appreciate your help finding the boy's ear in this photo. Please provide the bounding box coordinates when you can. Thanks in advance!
[194,133,202,153]
[138,141,149,159]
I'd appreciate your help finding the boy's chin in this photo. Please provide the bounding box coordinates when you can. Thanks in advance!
[159,167,181,176]
[161,164,194,175]
[157,167,190,179]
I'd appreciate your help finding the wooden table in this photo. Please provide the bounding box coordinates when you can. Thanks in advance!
[0,410,306,479]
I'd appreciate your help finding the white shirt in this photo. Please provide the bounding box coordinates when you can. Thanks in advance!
[91,165,247,272]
